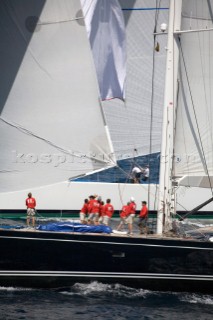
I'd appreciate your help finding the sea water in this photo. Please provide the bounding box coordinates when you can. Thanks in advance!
[0,282,213,320]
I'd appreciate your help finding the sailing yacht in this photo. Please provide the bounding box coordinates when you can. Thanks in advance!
[1,0,213,216]
[0,0,168,215]
[0,0,213,293]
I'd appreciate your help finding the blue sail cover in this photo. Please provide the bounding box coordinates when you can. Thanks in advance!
[37,222,112,234]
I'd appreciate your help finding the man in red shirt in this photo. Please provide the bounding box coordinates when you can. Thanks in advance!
[79,199,89,224]
[98,201,105,224]
[138,201,148,234]
[103,199,114,226]
[126,197,136,235]
[88,195,101,225]
[26,192,36,227]
[116,202,130,231]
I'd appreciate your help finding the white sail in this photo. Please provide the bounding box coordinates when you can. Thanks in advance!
[157,0,213,234]
[81,0,126,101]
[103,0,169,159]
[81,0,169,159]
[0,0,171,211]
[174,0,213,187]
[0,0,115,192]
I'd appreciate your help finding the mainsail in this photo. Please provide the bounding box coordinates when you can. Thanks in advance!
[174,0,213,188]
[0,0,115,192]
[103,0,169,160]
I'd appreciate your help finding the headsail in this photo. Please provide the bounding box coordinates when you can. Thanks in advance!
[0,0,115,192]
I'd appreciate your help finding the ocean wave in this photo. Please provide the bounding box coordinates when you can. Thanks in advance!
[0,286,33,292]
[180,293,213,305]
[59,281,152,298]
[58,281,213,304]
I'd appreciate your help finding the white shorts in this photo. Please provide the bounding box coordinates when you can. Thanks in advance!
[99,216,103,223]
[126,214,135,224]
[88,213,94,221]
[27,208,35,216]
[102,216,110,225]
[80,212,87,221]
[94,213,100,222]
[119,217,127,224]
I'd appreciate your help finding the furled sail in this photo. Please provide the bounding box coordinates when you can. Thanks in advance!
[0,0,115,192]
[174,0,213,188]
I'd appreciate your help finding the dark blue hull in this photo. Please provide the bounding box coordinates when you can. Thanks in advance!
[0,229,213,293]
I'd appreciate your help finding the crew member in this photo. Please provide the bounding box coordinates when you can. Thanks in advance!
[26,192,36,228]
[116,202,130,231]
[102,199,114,226]
[79,199,89,224]
[131,166,142,183]
[88,195,100,225]
[141,165,149,181]
[98,201,105,224]
[126,197,136,235]
[138,201,149,234]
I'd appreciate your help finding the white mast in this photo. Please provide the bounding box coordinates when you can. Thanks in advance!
[157,0,182,234]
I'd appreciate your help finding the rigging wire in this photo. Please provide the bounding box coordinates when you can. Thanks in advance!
[171,52,180,217]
